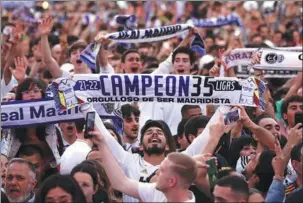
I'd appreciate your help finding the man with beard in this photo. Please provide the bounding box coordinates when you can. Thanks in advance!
[81,104,212,202]
[121,104,140,152]
[5,158,37,203]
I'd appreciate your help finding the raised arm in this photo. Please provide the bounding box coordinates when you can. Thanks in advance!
[236,105,275,151]
[153,26,198,75]
[95,32,115,74]
[39,17,62,79]
[201,115,225,154]
[80,104,133,167]
[89,129,140,199]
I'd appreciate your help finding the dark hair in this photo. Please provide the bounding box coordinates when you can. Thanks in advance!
[16,144,43,158]
[104,122,123,146]
[253,114,276,125]
[253,150,275,194]
[68,40,87,57]
[184,116,209,139]
[177,119,188,137]
[228,136,253,168]
[291,142,303,162]
[181,105,201,118]
[80,160,118,202]
[75,119,85,133]
[216,175,249,199]
[121,49,140,63]
[121,104,140,118]
[70,163,98,190]
[172,46,195,65]
[272,87,289,102]
[281,95,303,123]
[13,126,47,143]
[15,78,47,100]
[34,174,87,203]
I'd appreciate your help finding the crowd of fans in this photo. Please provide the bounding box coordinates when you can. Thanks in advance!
[1,1,302,203]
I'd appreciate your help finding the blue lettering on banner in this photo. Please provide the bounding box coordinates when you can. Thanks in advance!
[30,106,45,118]
[141,75,152,95]
[154,76,163,96]
[125,76,139,95]
[111,75,123,95]
[166,76,176,96]
[1,108,24,122]
[179,76,189,96]
[100,75,110,96]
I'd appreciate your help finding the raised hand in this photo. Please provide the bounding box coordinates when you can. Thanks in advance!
[38,17,53,36]
[234,105,252,127]
[10,57,28,83]
[94,31,112,46]
[209,59,220,77]
[287,123,302,147]
[209,114,226,139]
[272,138,286,177]
[251,51,261,65]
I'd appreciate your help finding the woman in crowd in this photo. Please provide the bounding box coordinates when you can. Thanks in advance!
[1,78,60,179]
[35,174,87,203]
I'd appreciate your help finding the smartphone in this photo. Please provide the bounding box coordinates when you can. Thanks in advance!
[224,109,241,125]
[84,112,95,139]
[206,158,217,189]
[295,112,303,128]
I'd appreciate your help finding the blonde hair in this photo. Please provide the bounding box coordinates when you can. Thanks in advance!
[167,153,197,187]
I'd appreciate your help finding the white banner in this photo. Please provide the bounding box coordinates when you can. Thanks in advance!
[1,99,122,129]
[254,49,302,71]
[223,47,302,70]
[50,74,266,112]
[105,24,191,43]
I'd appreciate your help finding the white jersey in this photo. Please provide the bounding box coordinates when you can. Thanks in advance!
[97,111,207,202]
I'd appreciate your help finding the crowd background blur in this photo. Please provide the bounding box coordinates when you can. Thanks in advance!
[1,1,302,203]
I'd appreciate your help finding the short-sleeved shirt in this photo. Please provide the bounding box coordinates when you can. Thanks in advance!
[137,182,195,202]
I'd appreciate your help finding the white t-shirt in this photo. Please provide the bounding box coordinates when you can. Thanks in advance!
[138,182,196,202]
[1,76,18,99]
[98,113,207,202]
[60,139,92,174]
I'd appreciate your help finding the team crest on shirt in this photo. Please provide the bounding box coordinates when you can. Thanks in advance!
[140,169,148,174]
[102,103,122,118]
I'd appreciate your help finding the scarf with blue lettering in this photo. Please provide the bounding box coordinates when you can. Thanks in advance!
[80,24,192,71]
[187,13,248,45]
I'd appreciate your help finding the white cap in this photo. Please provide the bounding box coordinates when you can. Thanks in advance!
[243,1,259,12]
[60,63,74,73]
[60,140,92,175]
[198,55,214,70]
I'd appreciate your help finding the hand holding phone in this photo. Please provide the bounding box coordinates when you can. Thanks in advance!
[84,112,95,139]
[224,108,241,125]
[295,112,303,129]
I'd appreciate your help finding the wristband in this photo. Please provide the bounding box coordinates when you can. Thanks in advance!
[273,175,284,182]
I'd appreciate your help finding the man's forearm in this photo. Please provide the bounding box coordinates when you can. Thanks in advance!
[246,121,275,151]
[97,142,129,191]
[40,35,62,78]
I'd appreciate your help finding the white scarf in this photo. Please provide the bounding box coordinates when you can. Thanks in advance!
[223,47,302,70]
